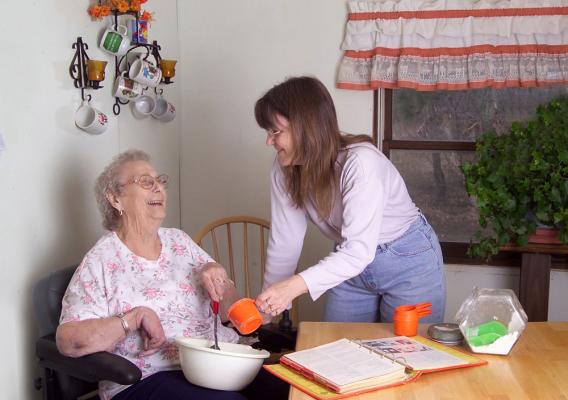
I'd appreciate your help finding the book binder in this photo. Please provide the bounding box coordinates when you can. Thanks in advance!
[265,335,488,399]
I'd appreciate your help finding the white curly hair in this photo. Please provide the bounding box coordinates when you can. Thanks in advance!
[94,149,151,231]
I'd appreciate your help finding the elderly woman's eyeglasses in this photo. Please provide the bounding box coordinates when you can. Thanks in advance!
[266,128,283,139]
[122,174,169,190]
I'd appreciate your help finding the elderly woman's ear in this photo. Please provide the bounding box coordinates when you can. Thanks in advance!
[105,191,122,215]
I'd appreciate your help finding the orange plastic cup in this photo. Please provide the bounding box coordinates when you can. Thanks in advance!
[393,312,418,336]
[227,298,263,335]
[393,316,418,336]
[393,303,432,336]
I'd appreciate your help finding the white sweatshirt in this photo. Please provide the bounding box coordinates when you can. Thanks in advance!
[264,142,420,300]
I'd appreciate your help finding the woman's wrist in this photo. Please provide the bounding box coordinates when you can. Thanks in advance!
[125,307,142,332]
[291,274,308,297]
[116,312,131,336]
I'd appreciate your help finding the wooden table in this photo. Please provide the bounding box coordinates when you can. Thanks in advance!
[289,321,568,400]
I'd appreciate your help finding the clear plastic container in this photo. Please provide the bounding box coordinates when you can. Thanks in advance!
[455,288,528,355]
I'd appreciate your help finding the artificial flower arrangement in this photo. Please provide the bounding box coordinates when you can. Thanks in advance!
[88,0,154,22]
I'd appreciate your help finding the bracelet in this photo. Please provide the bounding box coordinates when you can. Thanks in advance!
[116,312,130,336]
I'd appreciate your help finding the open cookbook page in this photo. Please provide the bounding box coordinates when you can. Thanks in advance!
[358,336,484,372]
[282,338,406,388]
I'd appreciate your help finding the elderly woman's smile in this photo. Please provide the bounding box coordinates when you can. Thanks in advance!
[118,160,168,222]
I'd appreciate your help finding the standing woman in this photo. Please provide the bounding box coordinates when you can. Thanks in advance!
[253,76,446,323]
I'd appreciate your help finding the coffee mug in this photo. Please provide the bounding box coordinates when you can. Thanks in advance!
[99,25,130,56]
[113,76,143,101]
[151,96,176,122]
[129,56,162,87]
[131,95,156,119]
[75,101,109,134]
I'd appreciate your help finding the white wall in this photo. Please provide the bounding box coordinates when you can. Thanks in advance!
[177,0,373,321]
[177,0,568,324]
[0,1,181,398]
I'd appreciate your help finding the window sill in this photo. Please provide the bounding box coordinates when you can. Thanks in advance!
[440,242,568,270]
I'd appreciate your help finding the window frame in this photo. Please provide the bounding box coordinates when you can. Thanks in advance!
[377,89,568,268]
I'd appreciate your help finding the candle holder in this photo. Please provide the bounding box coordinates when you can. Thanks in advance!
[87,60,108,89]
[69,37,105,101]
[160,59,177,84]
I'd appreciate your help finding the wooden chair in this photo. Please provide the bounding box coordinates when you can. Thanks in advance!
[194,215,298,325]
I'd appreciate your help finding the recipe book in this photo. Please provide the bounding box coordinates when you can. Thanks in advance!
[264,336,487,399]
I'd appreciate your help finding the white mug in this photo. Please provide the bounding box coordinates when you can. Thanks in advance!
[99,25,130,56]
[75,101,109,134]
[151,97,176,122]
[129,56,162,87]
[131,95,156,119]
[113,76,144,101]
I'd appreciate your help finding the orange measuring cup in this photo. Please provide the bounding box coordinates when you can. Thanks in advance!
[227,298,263,335]
[393,302,432,336]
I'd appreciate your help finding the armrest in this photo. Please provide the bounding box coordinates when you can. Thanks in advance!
[36,334,141,385]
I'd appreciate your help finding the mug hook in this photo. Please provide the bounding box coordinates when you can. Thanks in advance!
[81,88,92,103]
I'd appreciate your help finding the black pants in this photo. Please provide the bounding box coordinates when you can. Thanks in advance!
[112,368,289,400]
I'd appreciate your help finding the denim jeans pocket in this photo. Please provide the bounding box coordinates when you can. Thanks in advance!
[386,228,432,257]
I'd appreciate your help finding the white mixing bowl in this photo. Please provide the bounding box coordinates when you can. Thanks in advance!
[175,337,270,391]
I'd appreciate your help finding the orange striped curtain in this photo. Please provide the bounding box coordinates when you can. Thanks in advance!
[337,0,568,91]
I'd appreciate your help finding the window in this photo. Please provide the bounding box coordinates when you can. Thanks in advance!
[382,86,568,254]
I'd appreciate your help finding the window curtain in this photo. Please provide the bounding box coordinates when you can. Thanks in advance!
[337,0,568,90]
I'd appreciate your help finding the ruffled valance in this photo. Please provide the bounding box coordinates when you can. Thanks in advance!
[337,0,568,90]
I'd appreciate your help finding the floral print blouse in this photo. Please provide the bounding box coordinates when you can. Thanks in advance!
[60,228,239,400]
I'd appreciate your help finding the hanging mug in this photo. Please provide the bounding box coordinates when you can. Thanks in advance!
[129,56,162,87]
[131,95,156,119]
[99,25,130,56]
[75,101,109,134]
[113,76,144,101]
[151,96,176,122]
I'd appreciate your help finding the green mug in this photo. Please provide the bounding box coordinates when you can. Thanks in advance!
[99,25,130,56]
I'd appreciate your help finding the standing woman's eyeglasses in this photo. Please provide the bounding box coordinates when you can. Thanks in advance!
[122,174,169,190]
[266,128,283,139]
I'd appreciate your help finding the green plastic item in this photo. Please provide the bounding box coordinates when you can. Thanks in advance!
[467,321,508,347]
[467,321,508,337]
[468,332,502,347]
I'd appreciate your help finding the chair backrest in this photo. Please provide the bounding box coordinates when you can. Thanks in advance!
[194,215,298,323]
[33,265,78,337]
[195,215,270,299]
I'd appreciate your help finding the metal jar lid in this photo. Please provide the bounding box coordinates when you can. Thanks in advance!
[428,323,463,345]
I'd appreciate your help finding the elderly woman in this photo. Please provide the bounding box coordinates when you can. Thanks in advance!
[56,150,287,400]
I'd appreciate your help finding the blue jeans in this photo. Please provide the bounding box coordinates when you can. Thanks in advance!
[323,215,446,323]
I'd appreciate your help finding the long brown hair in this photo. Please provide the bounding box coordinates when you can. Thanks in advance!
[255,76,373,219]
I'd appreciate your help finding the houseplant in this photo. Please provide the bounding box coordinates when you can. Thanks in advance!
[460,96,568,261]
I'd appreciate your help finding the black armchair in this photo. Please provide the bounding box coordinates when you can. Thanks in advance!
[33,265,141,400]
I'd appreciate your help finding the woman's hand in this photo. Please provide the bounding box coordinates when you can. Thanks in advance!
[132,306,166,357]
[56,305,166,358]
[256,275,308,316]
[199,262,233,302]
